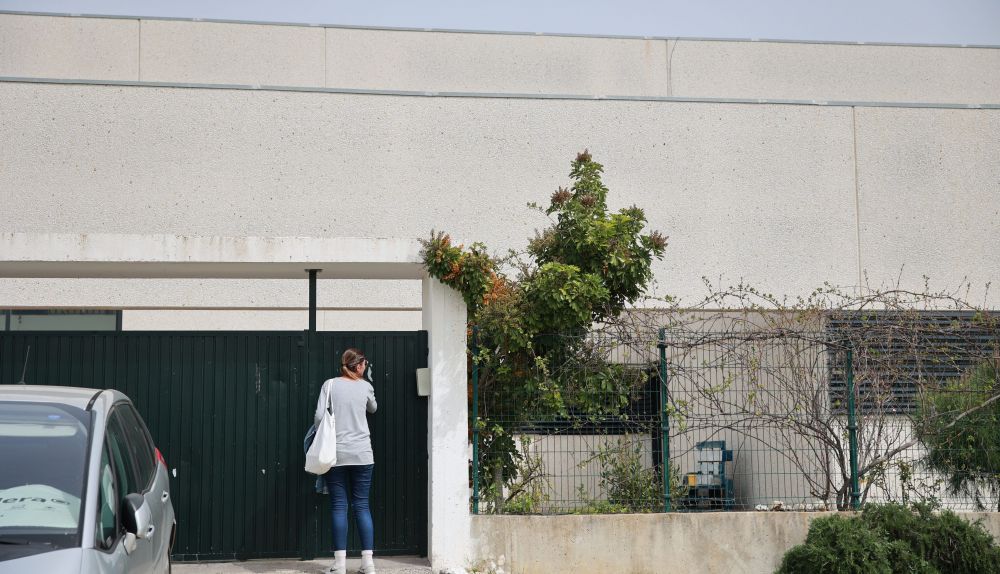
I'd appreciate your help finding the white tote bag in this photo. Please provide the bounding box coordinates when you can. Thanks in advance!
[305,389,337,475]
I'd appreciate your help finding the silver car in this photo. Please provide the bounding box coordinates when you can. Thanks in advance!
[0,386,176,573]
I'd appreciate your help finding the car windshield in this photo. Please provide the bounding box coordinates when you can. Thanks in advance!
[0,401,91,553]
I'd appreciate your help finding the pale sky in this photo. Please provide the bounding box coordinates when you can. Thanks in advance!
[1,0,999,45]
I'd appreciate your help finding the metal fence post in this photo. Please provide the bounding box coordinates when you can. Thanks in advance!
[658,328,671,512]
[471,326,480,514]
[846,347,861,510]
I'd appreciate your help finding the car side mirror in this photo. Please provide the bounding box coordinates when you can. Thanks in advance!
[121,492,152,550]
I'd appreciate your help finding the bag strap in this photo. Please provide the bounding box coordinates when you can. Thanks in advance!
[326,380,334,415]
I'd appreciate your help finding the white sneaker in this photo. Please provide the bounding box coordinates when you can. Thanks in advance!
[359,549,376,574]
[326,549,347,574]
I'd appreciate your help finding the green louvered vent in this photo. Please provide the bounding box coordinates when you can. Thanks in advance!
[827,312,999,413]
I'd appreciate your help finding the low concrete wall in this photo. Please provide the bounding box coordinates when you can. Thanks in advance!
[471,512,1000,574]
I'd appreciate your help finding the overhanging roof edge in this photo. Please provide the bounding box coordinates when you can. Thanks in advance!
[0,233,427,279]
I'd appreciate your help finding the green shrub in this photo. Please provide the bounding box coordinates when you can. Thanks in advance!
[777,503,1000,574]
[916,361,1000,511]
[572,494,633,515]
[861,503,1000,574]
[884,540,936,574]
[595,440,663,513]
[574,438,686,514]
[777,515,894,574]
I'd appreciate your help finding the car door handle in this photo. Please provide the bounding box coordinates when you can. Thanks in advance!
[161,491,170,503]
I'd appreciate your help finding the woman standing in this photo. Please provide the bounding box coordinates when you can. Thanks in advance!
[316,348,378,574]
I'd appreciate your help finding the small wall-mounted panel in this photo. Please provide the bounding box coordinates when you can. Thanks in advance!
[416,367,430,396]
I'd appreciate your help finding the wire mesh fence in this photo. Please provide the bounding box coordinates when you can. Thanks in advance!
[473,331,668,514]
[470,320,1000,514]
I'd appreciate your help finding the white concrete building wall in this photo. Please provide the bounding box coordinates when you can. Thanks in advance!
[2,13,998,104]
[121,309,422,331]
[139,20,326,86]
[854,107,1000,290]
[668,40,1000,104]
[0,278,421,308]
[1,80,997,310]
[0,14,139,80]
[325,28,670,95]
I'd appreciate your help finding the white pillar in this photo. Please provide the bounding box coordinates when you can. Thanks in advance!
[422,276,470,571]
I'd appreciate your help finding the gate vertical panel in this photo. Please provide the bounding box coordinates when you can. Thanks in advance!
[301,329,319,561]
[257,333,272,554]
[231,333,248,560]
[243,333,260,559]
[263,334,277,555]
[200,334,215,557]
[275,336,290,554]
[186,334,201,556]
[0,336,9,382]
[17,334,36,383]
[42,334,56,385]
[275,335,291,554]
[171,334,187,557]
[208,334,223,557]
[168,334,187,555]
[35,334,51,384]
[0,336,6,381]
[269,336,281,553]
[151,334,175,548]
[220,334,237,557]
[192,333,208,559]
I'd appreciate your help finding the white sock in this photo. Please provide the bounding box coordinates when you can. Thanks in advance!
[334,550,347,571]
[361,549,374,567]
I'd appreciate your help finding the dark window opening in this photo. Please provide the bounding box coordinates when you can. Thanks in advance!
[2,310,122,332]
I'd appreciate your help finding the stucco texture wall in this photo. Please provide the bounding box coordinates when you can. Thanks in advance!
[668,40,1000,104]
[0,81,853,301]
[139,19,325,87]
[2,13,998,104]
[325,28,670,95]
[1,80,997,307]
[854,107,1000,295]
[0,14,138,80]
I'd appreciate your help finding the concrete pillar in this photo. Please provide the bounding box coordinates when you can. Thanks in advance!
[422,276,470,571]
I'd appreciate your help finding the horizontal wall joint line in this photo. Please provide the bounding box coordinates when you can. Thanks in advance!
[2,76,998,109]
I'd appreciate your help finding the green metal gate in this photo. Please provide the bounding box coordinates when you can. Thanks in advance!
[0,330,428,561]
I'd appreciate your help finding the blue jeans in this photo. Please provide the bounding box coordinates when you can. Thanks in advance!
[323,464,374,551]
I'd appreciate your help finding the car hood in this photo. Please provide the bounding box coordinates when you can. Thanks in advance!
[0,546,81,573]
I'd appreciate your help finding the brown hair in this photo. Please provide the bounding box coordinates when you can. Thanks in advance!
[341,348,366,379]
